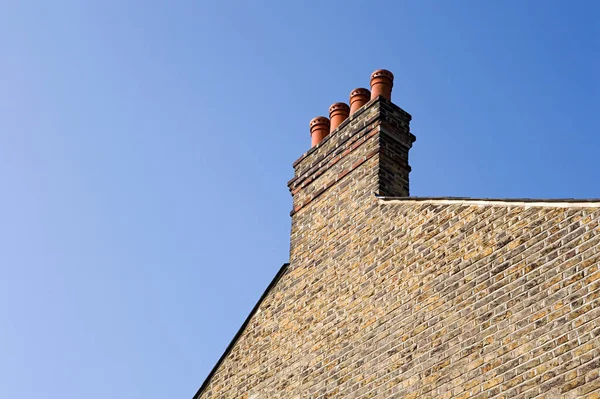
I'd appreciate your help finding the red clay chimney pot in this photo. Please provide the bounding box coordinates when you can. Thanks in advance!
[370,69,394,101]
[328,102,350,133]
[349,88,371,115]
[310,116,331,147]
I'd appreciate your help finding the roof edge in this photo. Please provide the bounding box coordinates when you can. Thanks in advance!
[192,263,290,399]
[378,196,600,208]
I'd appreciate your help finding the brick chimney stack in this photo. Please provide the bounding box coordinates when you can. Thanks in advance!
[289,69,415,217]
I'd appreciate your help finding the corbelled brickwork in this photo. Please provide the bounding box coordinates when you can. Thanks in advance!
[195,93,600,399]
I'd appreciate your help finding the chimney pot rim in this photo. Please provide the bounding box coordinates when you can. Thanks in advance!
[328,102,350,114]
[370,69,394,81]
[350,88,371,97]
[309,116,330,128]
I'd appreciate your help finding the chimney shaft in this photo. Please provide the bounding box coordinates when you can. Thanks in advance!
[291,69,414,215]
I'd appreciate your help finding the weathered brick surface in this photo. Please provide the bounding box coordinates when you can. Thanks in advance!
[197,98,600,399]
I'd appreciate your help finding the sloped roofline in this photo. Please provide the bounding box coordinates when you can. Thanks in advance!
[192,263,290,399]
[378,196,600,208]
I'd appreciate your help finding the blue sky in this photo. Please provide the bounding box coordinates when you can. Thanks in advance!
[0,1,598,398]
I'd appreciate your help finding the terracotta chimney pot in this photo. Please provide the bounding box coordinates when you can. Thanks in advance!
[349,88,371,115]
[370,69,394,101]
[328,102,350,133]
[310,116,331,147]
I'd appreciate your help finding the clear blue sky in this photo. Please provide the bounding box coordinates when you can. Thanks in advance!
[1,1,598,398]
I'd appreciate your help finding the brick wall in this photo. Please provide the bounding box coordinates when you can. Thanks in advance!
[197,98,600,399]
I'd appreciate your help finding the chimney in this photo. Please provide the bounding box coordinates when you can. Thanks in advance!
[288,69,415,216]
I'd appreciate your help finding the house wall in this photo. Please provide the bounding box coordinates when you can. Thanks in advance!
[198,98,600,399]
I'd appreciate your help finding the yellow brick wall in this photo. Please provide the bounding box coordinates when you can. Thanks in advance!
[198,98,600,399]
